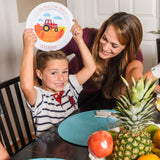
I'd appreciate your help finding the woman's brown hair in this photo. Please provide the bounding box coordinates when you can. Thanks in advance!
[91,12,143,99]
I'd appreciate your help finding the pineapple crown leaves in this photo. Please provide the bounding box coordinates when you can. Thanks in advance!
[121,75,157,104]
[115,76,157,131]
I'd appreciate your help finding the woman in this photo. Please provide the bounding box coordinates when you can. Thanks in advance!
[62,12,144,109]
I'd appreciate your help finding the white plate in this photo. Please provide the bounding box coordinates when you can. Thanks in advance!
[26,2,74,51]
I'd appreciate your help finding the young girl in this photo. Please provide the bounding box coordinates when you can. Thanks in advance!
[20,20,96,136]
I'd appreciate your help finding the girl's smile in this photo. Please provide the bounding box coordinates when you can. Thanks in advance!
[37,59,69,94]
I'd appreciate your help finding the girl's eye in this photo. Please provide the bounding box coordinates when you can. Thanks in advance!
[52,72,56,75]
[63,71,68,74]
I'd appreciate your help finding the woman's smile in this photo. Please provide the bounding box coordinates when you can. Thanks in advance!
[101,49,112,56]
[99,25,126,59]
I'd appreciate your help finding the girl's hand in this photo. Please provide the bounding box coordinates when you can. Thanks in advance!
[23,28,37,50]
[71,19,83,43]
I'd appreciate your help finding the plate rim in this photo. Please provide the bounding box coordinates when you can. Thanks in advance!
[26,2,74,51]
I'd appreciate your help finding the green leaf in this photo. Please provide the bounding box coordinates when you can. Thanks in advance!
[132,76,136,87]
[121,75,129,88]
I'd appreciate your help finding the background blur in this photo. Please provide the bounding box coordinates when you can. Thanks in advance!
[0,0,160,82]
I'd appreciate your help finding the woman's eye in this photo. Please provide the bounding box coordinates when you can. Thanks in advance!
[112,44,118,48]
[102,35,107,41]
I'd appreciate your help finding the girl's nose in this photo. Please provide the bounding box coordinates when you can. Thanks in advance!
[57,74,64,80]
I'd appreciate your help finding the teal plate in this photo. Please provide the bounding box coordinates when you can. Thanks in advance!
[58,109,117,146]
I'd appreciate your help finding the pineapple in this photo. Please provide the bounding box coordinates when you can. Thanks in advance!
[112,76,157,160]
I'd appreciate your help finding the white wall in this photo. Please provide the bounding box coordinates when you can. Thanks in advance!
[0,0,25,82]
[67,0,160,73]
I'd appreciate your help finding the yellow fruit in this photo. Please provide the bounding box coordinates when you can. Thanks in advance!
[157,97,160,104]
[153,129,160,148]
[155,101,160,112]
[137,154,160,160]
[152,143,160,157]
[152,143,160,153]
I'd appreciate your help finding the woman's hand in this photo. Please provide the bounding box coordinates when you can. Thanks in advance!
[23,28,37,50]
[71,19,83,43]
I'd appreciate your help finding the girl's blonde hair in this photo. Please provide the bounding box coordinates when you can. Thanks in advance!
[36,50,68,72]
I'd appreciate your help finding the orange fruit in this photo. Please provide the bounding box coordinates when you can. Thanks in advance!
[137,153,160,160]
[153,129,160,148]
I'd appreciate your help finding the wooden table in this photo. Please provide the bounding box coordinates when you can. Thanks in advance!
[10,107,160,160]
[10,123,89,160]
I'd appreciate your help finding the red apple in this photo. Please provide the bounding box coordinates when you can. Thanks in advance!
[88,130,113,158]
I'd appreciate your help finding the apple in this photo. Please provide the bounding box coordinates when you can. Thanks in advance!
[88,130,113,158]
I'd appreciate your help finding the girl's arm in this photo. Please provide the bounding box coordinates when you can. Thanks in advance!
[20,29,37,106]
[0,142,10,160]
[72,19,96,85]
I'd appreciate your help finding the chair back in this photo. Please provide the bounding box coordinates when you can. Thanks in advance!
[0,76,35,156]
